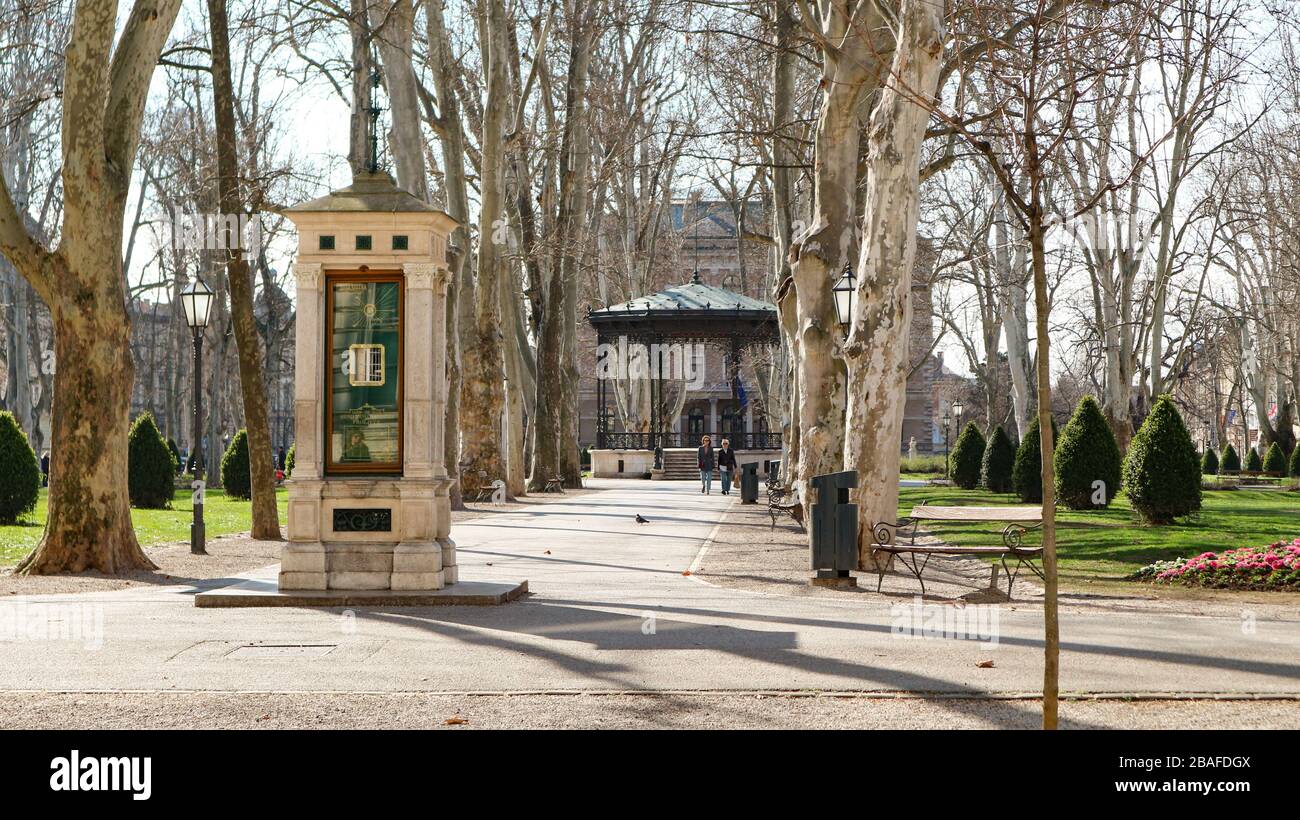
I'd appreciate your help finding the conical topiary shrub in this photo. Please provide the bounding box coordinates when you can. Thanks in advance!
[1263,442,1287,475]
[1245,446,1263,472]
[0,411,41,525]
[980,425,1016,493]
[128,412,176,509]
[285,442,295,478]
[1012,414,1057,503]
[1220,443,1241,473]
[221,429,252,500]
[1200,447,1218,476]
[1122,394,1202,525]
[1290,443,1300,478]
[949,422,986,490]
[1054,395,1121,509]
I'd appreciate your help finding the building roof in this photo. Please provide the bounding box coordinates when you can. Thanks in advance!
[588,272,778,345]
[285,171,441,214]
[591,271,775,318]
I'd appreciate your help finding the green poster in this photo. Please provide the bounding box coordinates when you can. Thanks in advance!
[329,279,401,469]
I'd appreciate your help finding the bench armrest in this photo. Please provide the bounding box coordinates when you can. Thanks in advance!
[1002,521,1042,550]
[869,518,914,546]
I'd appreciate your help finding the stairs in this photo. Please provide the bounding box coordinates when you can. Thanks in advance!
[661,448,699,480]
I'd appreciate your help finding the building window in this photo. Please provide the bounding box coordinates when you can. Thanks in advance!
[319,235,336,251]
[355,235,372,251]
[325,273,403,474]
[391,235,409,251]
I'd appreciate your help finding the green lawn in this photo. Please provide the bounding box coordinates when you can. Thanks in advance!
[896,485,1300,584]
[0,487,288,567]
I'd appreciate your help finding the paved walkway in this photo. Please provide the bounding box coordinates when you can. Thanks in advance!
[1,480,1297,697]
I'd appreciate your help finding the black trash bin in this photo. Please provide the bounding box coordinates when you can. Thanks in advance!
[740,462,759,504]
[809,469,858,587]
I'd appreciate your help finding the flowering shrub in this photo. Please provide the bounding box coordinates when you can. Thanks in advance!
[1131,539,1300,590]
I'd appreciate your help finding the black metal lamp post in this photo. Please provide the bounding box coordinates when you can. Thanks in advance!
[952,399,964,449]
[180,278,214,555]
[831,264,855,411]
[942,410,952,479]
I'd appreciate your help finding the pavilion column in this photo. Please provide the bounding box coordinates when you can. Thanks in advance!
[710,397,718,438]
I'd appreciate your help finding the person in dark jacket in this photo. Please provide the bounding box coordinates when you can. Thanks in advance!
[717,439,738,495]
[697,435,716,495]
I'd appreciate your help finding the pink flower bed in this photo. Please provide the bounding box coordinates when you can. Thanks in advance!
[1151,539,1300,590]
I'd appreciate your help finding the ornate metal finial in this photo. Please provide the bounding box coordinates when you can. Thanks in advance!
[367,67,383,173]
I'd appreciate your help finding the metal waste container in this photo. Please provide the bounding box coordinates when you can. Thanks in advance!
[809,470,858,586]
[740,462,759,504]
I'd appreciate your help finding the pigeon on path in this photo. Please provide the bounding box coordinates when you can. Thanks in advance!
[634,514,649,524]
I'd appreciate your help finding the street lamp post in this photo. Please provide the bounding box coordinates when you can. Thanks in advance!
[180,278,214,555]
[942,411,951,479]
[953,399,964,442]
[831,264,855,412]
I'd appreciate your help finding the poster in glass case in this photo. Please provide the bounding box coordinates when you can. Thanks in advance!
[326,275,402,472]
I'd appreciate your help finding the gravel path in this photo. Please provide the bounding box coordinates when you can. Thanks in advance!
[0,489,595,598]
[1,691,1294,729]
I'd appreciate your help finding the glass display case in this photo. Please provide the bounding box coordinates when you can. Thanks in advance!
[325,273,402,473]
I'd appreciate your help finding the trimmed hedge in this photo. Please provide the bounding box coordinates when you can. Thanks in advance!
[980,425,1016,493]
[128,412,175,509]
[1245,446,1263,472]
[0,411,41,524]
[1054,395,1121,509]
[1290,443,1300,478]
[949,422,986,489]
[1220,443,1241,473]
[1012,414,1056,503]
[221,429,252,500]
[1263,442,1287,475]
[1200,447,1218,476]
[1121,394,1202,525]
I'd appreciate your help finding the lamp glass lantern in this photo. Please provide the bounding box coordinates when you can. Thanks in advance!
[181,278,215,330]
[831,265,855,328]
[953,399,964,422]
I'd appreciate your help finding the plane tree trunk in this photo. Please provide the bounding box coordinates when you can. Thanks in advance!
[0,0,183,574]
[207,0,280,540]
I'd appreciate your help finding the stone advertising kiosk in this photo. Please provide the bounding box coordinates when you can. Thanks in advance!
[279,170,458,592]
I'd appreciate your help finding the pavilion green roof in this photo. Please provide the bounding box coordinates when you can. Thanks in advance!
[590,272,775,318]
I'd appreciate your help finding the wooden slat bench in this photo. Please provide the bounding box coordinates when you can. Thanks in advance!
[871,504,1044,598]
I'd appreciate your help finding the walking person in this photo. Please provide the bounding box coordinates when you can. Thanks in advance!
[717,438,737,495]
[697,435,716,495]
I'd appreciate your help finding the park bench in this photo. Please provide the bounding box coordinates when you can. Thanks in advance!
[766,475,805,531]
[544,473,565,493]
[870,504,1044,599]
[462,470,498,502]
